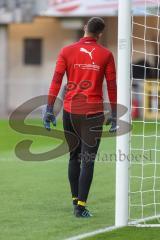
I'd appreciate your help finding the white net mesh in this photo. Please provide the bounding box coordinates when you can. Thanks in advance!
[129,0,160,223]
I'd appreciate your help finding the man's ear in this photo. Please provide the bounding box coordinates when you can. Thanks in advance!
[98,32,103,39]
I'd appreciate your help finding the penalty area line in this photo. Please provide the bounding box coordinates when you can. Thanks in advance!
[64,225,122,240]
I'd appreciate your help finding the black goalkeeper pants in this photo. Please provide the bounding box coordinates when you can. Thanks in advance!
[63,110,104,202]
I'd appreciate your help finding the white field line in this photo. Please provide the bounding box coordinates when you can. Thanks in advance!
[129,214,160,227]
[64,215,160,240]
[64,226,122,240]
[135,224,160,227]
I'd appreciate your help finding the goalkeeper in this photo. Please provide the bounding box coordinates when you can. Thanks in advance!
[43,17,117,218]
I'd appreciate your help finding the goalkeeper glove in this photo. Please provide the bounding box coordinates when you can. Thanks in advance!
[106,112,118,133]
[42,105,56,131]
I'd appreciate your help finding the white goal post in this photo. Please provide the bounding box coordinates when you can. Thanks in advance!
[116,0,160,227]
[115,0,131,227]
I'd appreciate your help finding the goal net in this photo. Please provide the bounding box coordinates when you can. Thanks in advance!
[129,0,160,225]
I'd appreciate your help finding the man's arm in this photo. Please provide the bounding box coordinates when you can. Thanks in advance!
[48,49,66,107]
[105,52,117,116]
[105,52,117,133]
[43,49,66,130]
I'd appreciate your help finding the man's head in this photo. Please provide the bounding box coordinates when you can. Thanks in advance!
[84,17,105,40]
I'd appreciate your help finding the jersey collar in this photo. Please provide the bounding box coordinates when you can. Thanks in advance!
[79,37,97,43]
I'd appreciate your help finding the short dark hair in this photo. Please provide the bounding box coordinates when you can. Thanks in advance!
[86,17,105,36]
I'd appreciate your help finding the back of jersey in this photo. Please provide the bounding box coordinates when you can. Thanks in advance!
[62,37,113,114]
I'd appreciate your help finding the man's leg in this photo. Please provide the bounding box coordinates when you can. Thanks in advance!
[68,143,81,201]
[78,140,101,204]
[77,113,104,205]
[63,110,81,203]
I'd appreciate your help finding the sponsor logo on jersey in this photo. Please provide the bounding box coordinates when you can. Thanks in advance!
[74,64,100,71]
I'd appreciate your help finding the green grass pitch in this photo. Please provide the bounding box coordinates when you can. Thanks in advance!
[0,118,160,240]
[85,226,160,240]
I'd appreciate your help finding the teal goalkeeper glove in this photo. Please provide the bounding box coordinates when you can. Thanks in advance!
[106,111,118,133]
[42,105,56,131]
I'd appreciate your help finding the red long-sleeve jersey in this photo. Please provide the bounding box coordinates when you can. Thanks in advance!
[48,37,117,115]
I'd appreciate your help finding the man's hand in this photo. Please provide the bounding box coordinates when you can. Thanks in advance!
[42,105,56,131]
[106,116,118,133]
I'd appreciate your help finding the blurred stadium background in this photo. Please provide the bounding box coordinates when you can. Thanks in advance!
[0,0,159,118]
[0,1,160,240]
